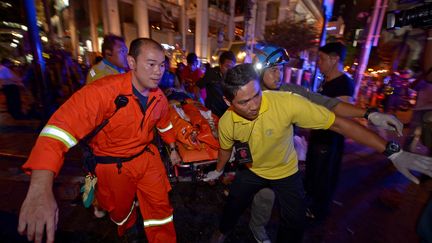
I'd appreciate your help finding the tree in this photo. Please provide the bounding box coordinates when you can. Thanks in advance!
[264,19,319,56]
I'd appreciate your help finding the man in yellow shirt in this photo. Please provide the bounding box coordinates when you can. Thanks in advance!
[86,34,129,84]
[207,64,432,243]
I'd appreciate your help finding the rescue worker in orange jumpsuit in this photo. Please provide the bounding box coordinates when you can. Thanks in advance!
[17,38,181,243]
[85,34,130,218]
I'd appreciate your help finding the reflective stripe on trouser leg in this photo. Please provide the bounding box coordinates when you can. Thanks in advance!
[111,202,135,225]
[157,122,173,133]
[136,147,176,243]
[143,214,174,227]
[94,163,138,236]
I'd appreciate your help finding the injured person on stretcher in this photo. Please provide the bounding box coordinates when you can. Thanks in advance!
[161,88,222,180]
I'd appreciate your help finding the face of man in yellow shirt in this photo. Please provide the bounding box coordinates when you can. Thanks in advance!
[224,79,262,120]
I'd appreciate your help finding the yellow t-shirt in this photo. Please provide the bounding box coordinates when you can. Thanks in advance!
[218,91,335,179]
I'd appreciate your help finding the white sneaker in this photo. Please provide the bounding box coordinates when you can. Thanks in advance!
[93,206,107,218]
[249,223,271,243]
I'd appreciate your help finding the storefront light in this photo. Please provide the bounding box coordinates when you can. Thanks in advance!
[12,32,23,38]
[86,40,92,52]
[161,43,175,50]
[237,51,246,59]
[25,54,33,62]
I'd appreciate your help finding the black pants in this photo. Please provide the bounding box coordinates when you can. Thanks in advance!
[219,169,305,243]
[304,136,345,220]
[418,195,432,243]
[3,84,23,119]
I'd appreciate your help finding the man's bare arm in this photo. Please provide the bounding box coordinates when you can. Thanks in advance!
[18,170,58,243]
[329,116,386,152]
[216,148,233,172]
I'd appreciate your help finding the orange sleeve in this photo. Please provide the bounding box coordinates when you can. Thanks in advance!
[156,95,176,144]
[22,83,111,176]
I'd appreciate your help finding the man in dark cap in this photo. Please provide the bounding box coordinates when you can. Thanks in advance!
[304,42,356,221]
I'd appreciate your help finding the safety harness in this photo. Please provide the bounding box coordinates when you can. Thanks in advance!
[80,95,153,175]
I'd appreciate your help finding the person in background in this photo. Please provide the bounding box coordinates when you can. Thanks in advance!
[0,58,26,119]
[18,38,181,243]
[404,68,432,154]
[304,42,356,221]
[197,51,236,117]
[207,64,432,243]
[179,53,204,100]
[175,62,185,82]
[416,67,432,243]
[159,56,181,91]
[301,69,312,89]
[86,34,129,84]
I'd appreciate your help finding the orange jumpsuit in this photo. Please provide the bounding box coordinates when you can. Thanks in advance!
[22,72,176,243]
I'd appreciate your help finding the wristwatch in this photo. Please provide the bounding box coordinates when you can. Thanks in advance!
[363,107,379,119]
[383,141,401,157]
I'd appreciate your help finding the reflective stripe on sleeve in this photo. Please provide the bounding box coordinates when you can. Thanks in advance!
[143,214,173,228]
[40,125,78,148]
[111,203,135,226]
[157,122,173,133]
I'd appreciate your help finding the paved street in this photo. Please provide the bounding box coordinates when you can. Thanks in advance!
[0,108,431,243]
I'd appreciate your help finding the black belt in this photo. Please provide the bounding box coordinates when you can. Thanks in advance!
[94,146,154,173]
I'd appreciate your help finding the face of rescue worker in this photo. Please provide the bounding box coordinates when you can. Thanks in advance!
[226,79,262,121]
[317,51,338,76]
[128,46,165,91]
[220,59,236,75]
[262,64,284,90]
[106,40,129,70]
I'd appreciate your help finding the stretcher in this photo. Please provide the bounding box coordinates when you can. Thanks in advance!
[162,90,220,181]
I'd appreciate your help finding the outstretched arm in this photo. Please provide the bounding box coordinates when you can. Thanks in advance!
[282,84,403,135]
[330,116,432,184]
[18,170,58,243]
[204,148,232,181]
[333,103,403,136]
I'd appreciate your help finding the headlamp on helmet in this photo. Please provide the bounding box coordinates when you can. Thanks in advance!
[253,45,289,72]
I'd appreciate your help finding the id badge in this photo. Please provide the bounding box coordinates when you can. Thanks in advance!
[234,140,253,164]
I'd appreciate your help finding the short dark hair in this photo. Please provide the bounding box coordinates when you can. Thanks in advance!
[128,38,164,59]
[223,64,258,101]
[101,34,125,57]
[219,51,236,65]
[319,42,347,62]
[186,53,198,64]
